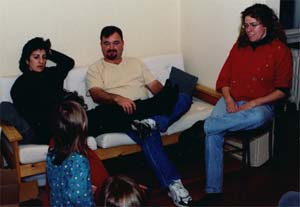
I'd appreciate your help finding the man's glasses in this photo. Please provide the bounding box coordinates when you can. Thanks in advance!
[242,22,261,29]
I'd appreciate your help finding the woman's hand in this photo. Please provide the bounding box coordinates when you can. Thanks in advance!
[225,98,239,113]
[238,101,256,111]
[222,87,238,113]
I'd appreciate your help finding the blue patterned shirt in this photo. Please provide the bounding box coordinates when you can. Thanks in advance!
[46,152,95,207]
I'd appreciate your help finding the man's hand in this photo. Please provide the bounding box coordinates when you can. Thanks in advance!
[89,87,136,114]
[114,95,136,114]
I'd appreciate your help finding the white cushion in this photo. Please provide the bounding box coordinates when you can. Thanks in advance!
[18,136,97,164]
[96,99,213,149]
[64,67,97,110]
[87,136,98,150]
[0,76,17,102]
[142,54,184,85]
[166,99,213,134]
[95,133,136,148]
[19,145,48,164]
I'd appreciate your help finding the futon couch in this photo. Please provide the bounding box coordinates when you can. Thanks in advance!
[0,53,221,186]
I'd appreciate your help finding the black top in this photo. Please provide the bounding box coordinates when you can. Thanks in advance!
[11,50,74,144]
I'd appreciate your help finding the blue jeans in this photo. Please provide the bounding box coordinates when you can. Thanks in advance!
[278,191,300,207]
[204,97,274,193]
[0,102,36,144]
[152,93,192,132]
[125,93,193,188]
[127,130,180,188]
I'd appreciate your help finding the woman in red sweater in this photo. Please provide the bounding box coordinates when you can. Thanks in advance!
[195,3,293,205]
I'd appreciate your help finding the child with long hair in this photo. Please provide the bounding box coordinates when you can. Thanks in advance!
[46,100,95,206]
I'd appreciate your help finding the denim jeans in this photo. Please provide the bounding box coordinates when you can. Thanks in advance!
[204,97,274,193]
[278,191,300,207]
[152,93,192,132]
[127,130,180,188]
[0,102,36,144]
[125,93,192,188]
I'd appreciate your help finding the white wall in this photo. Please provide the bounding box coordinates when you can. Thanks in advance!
[0,0,180,76]
[0,0,280,89]
[180,0,265,88]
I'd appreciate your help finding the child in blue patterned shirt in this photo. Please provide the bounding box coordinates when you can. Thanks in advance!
[46,100,95,207]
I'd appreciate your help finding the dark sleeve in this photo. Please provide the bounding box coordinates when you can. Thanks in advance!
[276,87,290,97]
[47,49,75,80]
[10,77,42,125]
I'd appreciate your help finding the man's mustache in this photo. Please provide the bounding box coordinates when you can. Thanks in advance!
[107,49,117,53]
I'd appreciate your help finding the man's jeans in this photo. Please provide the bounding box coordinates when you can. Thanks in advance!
[204,97,274,193]
[127,130,180,188]
[152,93,192,132]
[125,93,193,188]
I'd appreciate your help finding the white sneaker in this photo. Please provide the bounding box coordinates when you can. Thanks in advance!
[131,119,157,138]
[168,180,192,207]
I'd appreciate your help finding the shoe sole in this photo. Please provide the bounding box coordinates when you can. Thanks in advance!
[167,192,191,207]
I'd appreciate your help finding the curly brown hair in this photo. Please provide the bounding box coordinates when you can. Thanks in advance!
[237,3,287,47]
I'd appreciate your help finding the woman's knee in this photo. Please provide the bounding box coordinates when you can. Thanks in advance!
[249,107,273,126]
[0,102,18,120]
[0,101,15,111]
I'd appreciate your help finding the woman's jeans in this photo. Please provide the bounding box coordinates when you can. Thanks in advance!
[204,97,274,193]
[0,102,36,144]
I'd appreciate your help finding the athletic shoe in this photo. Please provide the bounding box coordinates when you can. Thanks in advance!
[168,180,192,207]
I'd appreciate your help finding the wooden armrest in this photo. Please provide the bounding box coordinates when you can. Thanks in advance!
[193,83,222,105]
[1,124,22,183]
[1,124,22,142]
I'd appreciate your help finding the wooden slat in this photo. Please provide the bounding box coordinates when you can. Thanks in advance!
[20,161,46,178]
[1,124,22,142]
[94,133,180,160]
[194,84,221,105]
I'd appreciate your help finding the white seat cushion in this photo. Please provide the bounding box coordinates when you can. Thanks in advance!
[166,99,213,134]
[19,137,97,164]
[95,99,213,148]
[19,145,49,164]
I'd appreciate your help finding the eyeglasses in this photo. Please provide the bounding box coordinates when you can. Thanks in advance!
[242,22,261,29]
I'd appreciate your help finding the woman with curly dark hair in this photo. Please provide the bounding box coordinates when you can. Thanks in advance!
[193,4,293,205]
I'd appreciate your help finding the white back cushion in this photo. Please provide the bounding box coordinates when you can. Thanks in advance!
[142,54,184,85]
[64,66,97,110]
[0,76,17,102]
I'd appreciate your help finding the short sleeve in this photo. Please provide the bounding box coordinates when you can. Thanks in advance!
[140,60,156,85]
[86,60,104,92]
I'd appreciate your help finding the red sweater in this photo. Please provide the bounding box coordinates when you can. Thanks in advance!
[216,39,293,101]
